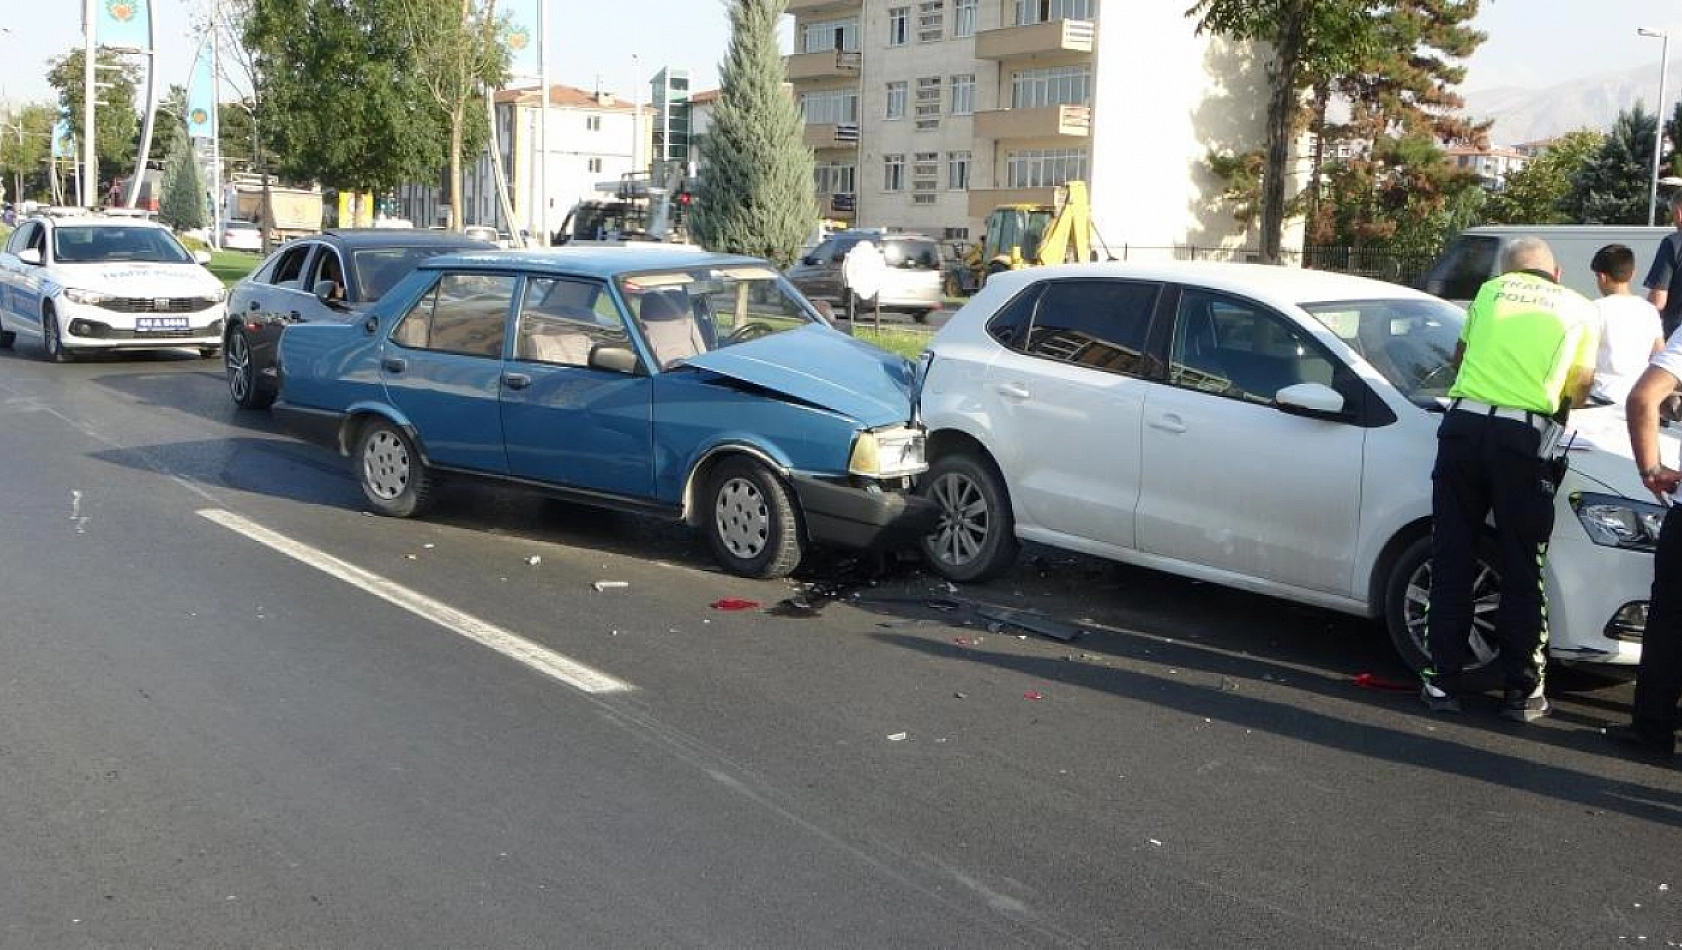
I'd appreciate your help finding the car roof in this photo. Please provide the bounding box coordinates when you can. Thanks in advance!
[28,214,168,231]
[984,260,1441,308]
[419,246,770,278]
[316,228,497,249]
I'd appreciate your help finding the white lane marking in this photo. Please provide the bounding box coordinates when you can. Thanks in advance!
[197,508,634,695]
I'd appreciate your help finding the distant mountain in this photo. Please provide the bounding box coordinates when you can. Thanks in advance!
[1465,59,1682,146]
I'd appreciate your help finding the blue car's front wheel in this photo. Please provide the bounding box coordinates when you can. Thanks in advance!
[703,456,803,579]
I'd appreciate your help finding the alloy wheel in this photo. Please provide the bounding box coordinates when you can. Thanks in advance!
[1402,557,1501,669]
[927,470,989,568]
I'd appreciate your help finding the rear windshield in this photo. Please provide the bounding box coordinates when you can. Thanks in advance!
[53,225,193,264]
[884,239,940,270]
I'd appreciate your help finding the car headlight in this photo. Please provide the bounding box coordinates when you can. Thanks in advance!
[208,287,227,303]
[62,287,108,306]
[848,425,927,478]
[1571,492,1667,552]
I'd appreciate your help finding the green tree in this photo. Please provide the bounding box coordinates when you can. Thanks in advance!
[394,0,508,231]
[45,48,142,187]
[158,124,207,230]
[1188,0,1377,262]
[0,102,56,204]
[1567,105,1660,225]
[692,0,816,266]
[245,0,447,196]
[1483,129,1602,225]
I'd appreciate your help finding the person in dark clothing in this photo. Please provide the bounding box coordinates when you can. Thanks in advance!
[1643,191,1682,339]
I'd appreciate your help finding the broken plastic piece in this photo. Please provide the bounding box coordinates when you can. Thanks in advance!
[711,598,761,611]
[525,555,542,566]
[1023,690,1044,701]
[976,606,1084,642]
[592,581,629,591]
[1353,672,1415,692]
[887,732,908,741]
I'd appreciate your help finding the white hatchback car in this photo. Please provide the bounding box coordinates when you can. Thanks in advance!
[0,215,227,361]
[918,262,1666,683]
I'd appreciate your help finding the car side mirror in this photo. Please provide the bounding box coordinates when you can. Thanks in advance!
[17,248,41,265]
[193,250,212,265]
[801,256,817,266]
[313,280,348,309]
[588,343,642,375]
[1274,382,1348,420]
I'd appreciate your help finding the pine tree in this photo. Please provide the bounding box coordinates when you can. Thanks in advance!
[158,124,206,231]
[692,0,816,267]
[1567,105,1660,225]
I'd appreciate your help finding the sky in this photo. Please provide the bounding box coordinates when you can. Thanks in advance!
[0,0,1675,109]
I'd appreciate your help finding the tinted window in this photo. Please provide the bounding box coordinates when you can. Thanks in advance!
[307,248,347,300]
[1422,234,1499,301]
[52,226,192,264]
[351,245,479,302]
[1022,279,1160,377]
[985,284,1042,350]
[388,272,514,358]
[272,244,310,286]
[1170,289,1339,405]
[7,222,38,255]
[514,277,632,369]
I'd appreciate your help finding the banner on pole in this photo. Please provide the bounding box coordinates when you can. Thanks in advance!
[502,0,541,79]
[186,41,215,139]
[96,0,151,51]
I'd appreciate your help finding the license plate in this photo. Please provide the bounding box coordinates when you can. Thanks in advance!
[135,316,189,332]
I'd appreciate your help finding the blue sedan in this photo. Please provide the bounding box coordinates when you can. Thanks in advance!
[273,247,937,577]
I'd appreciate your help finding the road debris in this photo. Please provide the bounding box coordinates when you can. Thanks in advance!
[975,606,1084,642]
[954,691,967,699]
[525,555,542,566]
[1353,672,1415,692]
[592,581,629,591]
[711,598,760,611]
[1023,690,1044,701]
[887,732,908,741]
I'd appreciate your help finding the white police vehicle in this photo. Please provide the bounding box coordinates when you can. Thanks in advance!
[0,215,227,361]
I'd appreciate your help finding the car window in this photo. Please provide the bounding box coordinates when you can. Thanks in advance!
[351,245,480,302]
[1021,279,1160,378]
[807,239,836,264]
[1300,296,1465,405]
[7,222,38,255]
[271,244,310,287]
[985,284,1043,350]
[884,239,940,270]
[514,277,633,369]
[307,247,347,301]
[1169,289,1338,405]
[388,272,515,358]
[616,265,819,370]
[1422,234,1499,301]
[52,225,193,264]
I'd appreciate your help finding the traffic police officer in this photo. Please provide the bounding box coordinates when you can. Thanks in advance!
[1423,236,1598,722]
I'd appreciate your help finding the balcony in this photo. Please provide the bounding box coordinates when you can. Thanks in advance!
[785,48,862,83]
[803,122,861,151]
[974,18,1095,61]
[787,0,860,11]
[973,104,1091,140]
[825,194,856,218]
[968,186,1060,219]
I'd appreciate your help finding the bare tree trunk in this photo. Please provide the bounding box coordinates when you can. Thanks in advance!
[1306,79,1329,243]
[448,109,463,231]
[1260,1,1306,265]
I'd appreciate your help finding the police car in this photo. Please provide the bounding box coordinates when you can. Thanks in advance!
[0,214,227,361]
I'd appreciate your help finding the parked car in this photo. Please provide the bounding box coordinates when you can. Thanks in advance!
[273,247,937,577]
[786,231,944,322]
[918,262,1666,685]
[1420,225,1671,303]
[221,219,264,252]
[0,214,226,361]
[224,228,492,409]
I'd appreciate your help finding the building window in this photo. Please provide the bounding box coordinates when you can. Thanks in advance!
[884,153,906,191]
[1011,64,1093,108]
[588,157,603,173]
[915,77,942,130]
[950,74,975,115]
[953,0,977,37]
[943,226,971,240]
[1014,0,1093,26]
[912,152,939,204]
[801,89,860,125]
[917,1,944,43]
[947,150,971,190]
[802,17,860,53]
[1005,148,1088,187]
[586,115,601,132]
[885,81,908,120]
[815,162,857,196]
[888,7,910,46]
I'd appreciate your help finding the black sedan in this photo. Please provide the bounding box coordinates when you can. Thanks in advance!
[224,229,491,408]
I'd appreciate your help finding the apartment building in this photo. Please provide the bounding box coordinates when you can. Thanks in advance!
[1445,145,1530,190]
[787,0,1287,253]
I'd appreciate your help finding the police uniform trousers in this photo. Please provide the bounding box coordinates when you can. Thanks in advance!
[1633,507,1682,738]
[1427,407,1555,695]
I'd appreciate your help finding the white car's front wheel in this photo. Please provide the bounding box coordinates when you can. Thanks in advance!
[41,307,72,363]
[917,451,1019,583]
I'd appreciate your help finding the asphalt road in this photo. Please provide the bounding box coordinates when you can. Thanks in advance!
[0,340,1678,949]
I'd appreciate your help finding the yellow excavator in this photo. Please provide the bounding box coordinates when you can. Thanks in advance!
[977,180,1093,284]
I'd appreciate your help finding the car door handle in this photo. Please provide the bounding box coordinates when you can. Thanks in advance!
[381,357,406,374]
[994,382,1031,400]
[502,372,531,390]
[1149,413,1187,434]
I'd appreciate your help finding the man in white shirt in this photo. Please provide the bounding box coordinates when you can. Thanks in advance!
[1591,244,1665,405]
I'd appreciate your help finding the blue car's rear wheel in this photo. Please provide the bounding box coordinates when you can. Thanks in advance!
[356,420,433,518]
[704,457,803,578]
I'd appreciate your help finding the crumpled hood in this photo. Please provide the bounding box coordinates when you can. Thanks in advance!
[1563,404,1679,496]
[682,325,917,428]
[52,261,221,298]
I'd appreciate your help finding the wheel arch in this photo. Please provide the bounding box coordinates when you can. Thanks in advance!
[680,442,789,527]
[340,405,429,464]
[1367,517,1433,618]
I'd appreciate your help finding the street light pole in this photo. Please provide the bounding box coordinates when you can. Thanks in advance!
[1641,27,1671,226]
[82,0,97,209]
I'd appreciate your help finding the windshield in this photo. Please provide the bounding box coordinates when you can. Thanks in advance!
[883,239,940,270]
[1300,297,1465,406]
[352,245,482,302]
[53,225,193,264]
[615,265,821,369]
